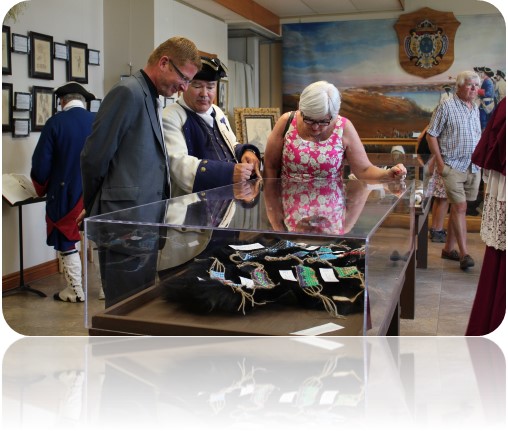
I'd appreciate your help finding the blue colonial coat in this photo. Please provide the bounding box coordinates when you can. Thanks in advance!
[163,99,260,197]
[31,104,95,251]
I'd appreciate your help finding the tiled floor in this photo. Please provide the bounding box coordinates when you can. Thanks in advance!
[2,232,484,336]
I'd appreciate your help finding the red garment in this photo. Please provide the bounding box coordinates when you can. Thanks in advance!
[466,247,506,335]
[45,197,83,242]
[471,98,506,175]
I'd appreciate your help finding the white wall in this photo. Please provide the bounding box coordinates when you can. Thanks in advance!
[155,0,228,63]
[2,0,229,276]
[2,0,104,276]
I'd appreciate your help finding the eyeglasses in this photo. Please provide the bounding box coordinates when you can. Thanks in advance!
[169,59,192,84]
[301,114,332,126]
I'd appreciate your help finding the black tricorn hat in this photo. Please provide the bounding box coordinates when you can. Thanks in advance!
[54,81,95,101]
[484,67,495,77]
[497,70,506,79]
[192,57,228,82]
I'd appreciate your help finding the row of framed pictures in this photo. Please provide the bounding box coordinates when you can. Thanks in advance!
[2,25,100,83]
[2,82,101,137]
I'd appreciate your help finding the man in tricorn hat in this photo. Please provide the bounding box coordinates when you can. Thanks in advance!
[31,82,96,303]
[477,67,496,130]
[163,56,261,197]
[494,69,506,103]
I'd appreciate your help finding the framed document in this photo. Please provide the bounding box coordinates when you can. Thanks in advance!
[218,79,228,114]
[2,83,13,132]
[12,33,29,54]
[2,25,12,75]
[88,49,100,66]
[89,99,101,112]
[31,86,54,131]
[29,31,54,80]
[234,107,280,153]
[14,92,31,111]
[67,40,88,83]
[13,118,30,137]
[54,42,68,60]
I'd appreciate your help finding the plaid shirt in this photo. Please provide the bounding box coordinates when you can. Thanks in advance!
[427,94,482,173]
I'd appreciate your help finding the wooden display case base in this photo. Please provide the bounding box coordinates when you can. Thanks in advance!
[89,283,368,336]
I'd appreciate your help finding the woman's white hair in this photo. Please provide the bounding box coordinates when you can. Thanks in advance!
[298,81,341,119]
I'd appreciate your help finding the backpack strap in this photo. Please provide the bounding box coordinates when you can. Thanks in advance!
[283,111,295,136]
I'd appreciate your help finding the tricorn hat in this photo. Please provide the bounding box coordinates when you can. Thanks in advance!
[483,67,495,77]
[54,81,95,101]
[192,57,228,82]
[496,70,505,79]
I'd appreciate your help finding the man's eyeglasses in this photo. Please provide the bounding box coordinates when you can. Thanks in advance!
[301,114,332,126]
[169,59,192,84]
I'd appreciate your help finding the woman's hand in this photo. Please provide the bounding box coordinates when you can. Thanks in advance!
[387,163,407,180]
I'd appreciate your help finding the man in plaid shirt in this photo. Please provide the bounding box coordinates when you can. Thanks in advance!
[426,70,482,271]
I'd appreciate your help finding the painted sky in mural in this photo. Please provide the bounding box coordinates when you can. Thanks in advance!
[282,14,505,100]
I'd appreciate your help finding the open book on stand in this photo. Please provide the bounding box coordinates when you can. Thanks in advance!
[2,173,44,206]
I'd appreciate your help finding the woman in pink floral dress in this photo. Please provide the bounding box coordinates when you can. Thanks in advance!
[263,81,407,234]
[263,81,406,181]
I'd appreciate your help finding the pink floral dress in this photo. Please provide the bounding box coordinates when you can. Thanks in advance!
[282,179,346,235]
[280,114,348,234]
[281,113,347,179]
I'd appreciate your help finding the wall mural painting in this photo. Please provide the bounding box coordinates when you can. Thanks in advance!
[282,13,505,138]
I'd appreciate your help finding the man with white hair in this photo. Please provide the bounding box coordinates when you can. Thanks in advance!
[426,71,482,271]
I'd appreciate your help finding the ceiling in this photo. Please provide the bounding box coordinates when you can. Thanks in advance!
[180,0,405,38]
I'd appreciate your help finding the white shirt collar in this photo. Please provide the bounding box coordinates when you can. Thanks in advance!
[62,100,86,111]
[178,96,215,127]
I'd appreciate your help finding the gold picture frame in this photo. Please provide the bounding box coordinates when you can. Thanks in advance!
[234,107,280,153]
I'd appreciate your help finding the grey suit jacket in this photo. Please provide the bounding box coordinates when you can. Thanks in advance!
[81,71,170,217]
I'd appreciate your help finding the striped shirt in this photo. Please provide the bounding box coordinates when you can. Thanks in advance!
[427,94,482,173]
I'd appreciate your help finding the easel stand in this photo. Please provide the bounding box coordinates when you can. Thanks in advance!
[3,199,47,298]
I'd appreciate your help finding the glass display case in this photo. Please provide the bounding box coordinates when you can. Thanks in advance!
[84,174,415,336]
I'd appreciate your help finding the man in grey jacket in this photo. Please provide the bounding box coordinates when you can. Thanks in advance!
[80,37,201,307]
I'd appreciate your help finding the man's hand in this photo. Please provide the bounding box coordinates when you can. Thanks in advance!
[76,209,86,226]
[233,163,255,183]
[241,150,262,178]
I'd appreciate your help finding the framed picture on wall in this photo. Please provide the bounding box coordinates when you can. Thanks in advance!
[12,33,29,54]
[218,79,228,115]
[2,25,12,75]
[31,86,54,131]
[234,107,280,153]
[29,31,54,80]
[54,42,68,60]
[14,92,31,111]
[67,40,88,83]
[2,83,13,132]
[88,49,100,66]
[89,99,101,112]
[12,118,30,137]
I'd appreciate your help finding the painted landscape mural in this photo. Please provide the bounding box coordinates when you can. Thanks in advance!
[282,14,505,138]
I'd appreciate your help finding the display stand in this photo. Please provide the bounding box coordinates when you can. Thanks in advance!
[2,174,47,297]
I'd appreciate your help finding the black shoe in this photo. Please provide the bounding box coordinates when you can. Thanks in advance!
[460,254,475,270]
[430,229,446,243]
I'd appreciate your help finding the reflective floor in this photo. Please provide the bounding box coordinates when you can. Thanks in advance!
[1,232,488,336]
[1,336,506,431]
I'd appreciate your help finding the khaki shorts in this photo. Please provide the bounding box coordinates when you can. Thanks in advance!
[441,164,481,204]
